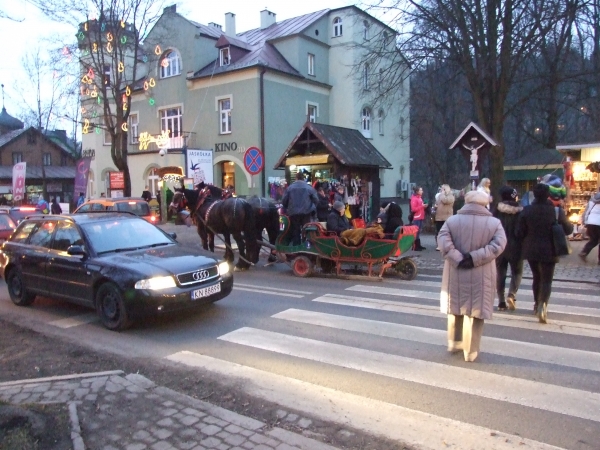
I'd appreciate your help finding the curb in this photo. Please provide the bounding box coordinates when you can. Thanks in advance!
[68,401,85,450]
[0,370,124,388]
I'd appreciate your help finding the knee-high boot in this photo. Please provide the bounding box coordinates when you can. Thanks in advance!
[414,238,425,251]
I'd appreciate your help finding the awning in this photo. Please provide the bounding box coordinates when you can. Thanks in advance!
[505,168,564,181]
[285,154,332,166]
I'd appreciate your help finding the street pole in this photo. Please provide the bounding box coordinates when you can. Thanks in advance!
[160,179,167,224]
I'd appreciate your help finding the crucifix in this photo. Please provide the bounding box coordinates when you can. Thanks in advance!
[462,142,486,172]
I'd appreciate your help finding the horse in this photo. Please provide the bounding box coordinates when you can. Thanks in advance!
[170,188,260,270]
[246,195,281,263]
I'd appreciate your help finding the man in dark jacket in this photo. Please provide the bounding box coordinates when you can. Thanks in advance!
[281,172,319,245]
[516,183,573,323]
[316,187,330,222]
[493,186,523,311]
[383,202,403,236]
[327,201,351,235]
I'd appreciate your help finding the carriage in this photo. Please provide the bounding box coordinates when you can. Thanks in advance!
[274,215,419,280]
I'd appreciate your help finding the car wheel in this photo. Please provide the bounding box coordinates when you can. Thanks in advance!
[6,268,36,306]
[96,282,131,331]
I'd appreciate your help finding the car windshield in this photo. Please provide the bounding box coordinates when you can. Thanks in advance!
[80,218,174,254]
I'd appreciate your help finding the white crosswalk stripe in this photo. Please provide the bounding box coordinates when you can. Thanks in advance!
[165,276,600,449]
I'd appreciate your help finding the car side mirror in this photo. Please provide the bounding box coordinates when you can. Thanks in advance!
[67,245,87,257]
[168,232,177,240]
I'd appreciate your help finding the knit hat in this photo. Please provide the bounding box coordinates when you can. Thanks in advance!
[533,183,550,201]
[540,174,566,200]
[464,190,490,207]
[500,186,518,201]
[333,201,345,212]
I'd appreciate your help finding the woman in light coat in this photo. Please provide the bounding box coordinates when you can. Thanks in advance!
[437,190,507,362]
[434,184,455,249]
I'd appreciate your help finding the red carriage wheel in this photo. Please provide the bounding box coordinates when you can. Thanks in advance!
[292,255,313,278]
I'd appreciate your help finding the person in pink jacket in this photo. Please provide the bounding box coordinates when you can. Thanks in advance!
[410,185,428,250]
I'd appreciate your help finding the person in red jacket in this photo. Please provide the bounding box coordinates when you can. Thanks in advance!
[410,185,428,251]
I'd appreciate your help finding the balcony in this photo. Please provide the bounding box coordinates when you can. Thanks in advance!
[130,131,196,153]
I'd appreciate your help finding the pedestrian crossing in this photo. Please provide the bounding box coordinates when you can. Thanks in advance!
[166,274,600,450]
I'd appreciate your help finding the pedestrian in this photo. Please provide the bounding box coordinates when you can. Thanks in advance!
[477,178,492,209]
[409,185,427,250]
[142,186,152,202]
[493,186,523,311]
[37,197,49,214]
[316,187,330,222]
[281,172,319,245]
[579,186,600,264]
[76,192,85,208]
[333,185,346,204]
[383,202,403,235]
[437,190,507,362]
[327,201,351,236]
[377,202,389,229]
[515,183,573,324]
[434,184,455,250]
[50,197,62,215]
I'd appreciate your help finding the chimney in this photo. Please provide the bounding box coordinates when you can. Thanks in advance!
[225,12,236,37]
[260,9,276,29]
[208,22,222,30]
[163,4,176,14]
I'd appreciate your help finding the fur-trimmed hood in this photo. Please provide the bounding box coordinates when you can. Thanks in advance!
[496,201,523,215]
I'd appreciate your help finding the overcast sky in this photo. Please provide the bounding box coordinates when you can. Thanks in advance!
[0,0,358,127]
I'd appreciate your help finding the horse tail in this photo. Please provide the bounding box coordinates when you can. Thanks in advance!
[241,199,260,263]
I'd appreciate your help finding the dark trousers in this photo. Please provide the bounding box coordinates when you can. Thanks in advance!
[582,224,600,260]
[527,260,556,307]
[289,213,312,246]
[496,255,523,302]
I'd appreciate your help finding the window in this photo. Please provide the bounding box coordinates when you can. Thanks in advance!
[363,20,370,40]
[333,17,342,37]
[160,50,181,78]
[399,117,406,139]
[12,152,23,164]
[29,221,56,248]
[361,107,371,138]
[129,113,139,144]
[378,110,384,135]
[363,64,369,90]
[219,98,232,134]
[307,104,318,123]
[160,107,182,138]
[308,53,315,76]
[379,68,384,91]
[220,47,230,66]
[52,222,83,252]
[43,153,52,166]
[103,128,111,146]
[103,64,111,86]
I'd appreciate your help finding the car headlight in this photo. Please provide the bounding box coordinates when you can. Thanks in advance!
[218,261,230,276]
[135,276,176,290]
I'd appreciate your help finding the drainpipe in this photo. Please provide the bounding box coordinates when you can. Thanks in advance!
[260,68,266,197]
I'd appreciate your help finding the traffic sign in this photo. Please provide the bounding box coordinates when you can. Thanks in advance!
[244,146,264,175]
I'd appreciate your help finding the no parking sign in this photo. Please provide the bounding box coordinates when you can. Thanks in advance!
[244,147,264,175]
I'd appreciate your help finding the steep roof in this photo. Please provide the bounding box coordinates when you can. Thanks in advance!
[0,107,24,131]
[0,165,76,179]
[0,127,79,159]
[186,20,223,39]
[274,122,392,169]
[239,9,330,45]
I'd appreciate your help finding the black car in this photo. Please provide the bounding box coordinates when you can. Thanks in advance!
[0,213,233,330]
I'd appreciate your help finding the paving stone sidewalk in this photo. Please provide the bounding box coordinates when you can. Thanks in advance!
[0,371,339,450]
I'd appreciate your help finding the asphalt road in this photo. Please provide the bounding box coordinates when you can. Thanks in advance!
[0,226,599,449]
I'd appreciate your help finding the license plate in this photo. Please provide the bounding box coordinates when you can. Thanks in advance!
[191,283,221,300]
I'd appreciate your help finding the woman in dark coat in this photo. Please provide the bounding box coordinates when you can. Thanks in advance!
[316,188,330,222]
[383,202,403,235]
[515,183,573,323]
[50,198,62,215]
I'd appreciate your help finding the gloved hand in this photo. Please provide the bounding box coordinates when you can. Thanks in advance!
[457,253,474,269]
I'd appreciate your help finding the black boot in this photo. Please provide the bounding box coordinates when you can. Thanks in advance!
[414,238,425,251]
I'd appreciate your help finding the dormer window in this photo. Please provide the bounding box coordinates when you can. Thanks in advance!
[333,17,342,37]
[160,50,181,78]
[220,47,231,66]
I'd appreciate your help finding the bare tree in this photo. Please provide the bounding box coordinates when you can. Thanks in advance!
[27,0,163,196]
[361,0,581,190]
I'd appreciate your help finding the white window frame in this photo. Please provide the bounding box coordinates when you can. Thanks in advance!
[378,109,384,135]
[43,153,52,166]
[307,102,318,123]
[220,47,231,66]
[307,53,315,76]
[160,50,182,78]
[218,97,232,134]
[361,107,372,138]
[160,107,182,138]
[129,112,139,144]
[12,152,23,164]
[333,17,342,37]
[363,64,369,90]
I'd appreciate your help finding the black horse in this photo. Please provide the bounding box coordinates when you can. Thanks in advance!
[246,195,280,263]
[170,188,260,270]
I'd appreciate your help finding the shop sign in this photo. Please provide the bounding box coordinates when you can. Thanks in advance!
[215,142,246,153]
[12,162,26,202]
[109,171,125,189]
[186,149,214,185]
[47,183,62,192]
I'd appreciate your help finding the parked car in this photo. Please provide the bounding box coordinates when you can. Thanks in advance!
[74,197,158,223]
[0,213,233,330]
[0,205,44,224]
[0,211,16,241]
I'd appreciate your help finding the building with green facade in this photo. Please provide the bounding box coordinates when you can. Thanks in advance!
[81,5,410,202]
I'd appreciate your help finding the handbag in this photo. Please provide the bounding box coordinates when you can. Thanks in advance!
[552,207,571,257]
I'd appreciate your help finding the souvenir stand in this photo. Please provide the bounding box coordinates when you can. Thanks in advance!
[273,122,392,223]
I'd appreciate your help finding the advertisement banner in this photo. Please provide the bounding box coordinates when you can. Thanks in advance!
[109,171,125,189]
[74,157,92,198]
[186,149,213,186]
[12,162,26,202]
